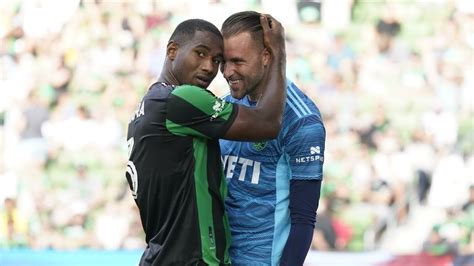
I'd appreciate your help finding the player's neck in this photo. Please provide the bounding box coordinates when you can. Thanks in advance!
[247,91,262,103]
[248,69,273,103]
[247,80,265,102]
[158,68,180,86]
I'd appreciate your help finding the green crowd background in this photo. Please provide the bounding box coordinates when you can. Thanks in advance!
[0,0,472,258]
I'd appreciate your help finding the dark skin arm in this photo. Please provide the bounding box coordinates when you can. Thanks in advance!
[224,15,286,141]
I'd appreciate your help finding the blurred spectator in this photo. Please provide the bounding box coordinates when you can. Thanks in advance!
[375,17,401,54]
[17,91,49,167]
[0,198,29,248]
[422,224,458,257]
[312,198,337,251]
[462,185,474,212]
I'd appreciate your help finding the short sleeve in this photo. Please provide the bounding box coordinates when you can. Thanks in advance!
[285,115,326,180]
[166,85,238,139]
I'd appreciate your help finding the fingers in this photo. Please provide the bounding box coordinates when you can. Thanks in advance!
[259,14,285,55]
[261,14,283,35]
[260,14,278,29]
[265,14,275,28]
[260,14,271,31]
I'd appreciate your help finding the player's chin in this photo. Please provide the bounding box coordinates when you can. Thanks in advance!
[230,90,246,100]
[193,78,211,89]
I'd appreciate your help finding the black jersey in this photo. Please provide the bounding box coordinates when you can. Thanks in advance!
[126,82,238,265]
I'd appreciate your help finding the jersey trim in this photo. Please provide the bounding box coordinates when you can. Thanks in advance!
[167,86,238,139]
[289,83,312,114]
[219,165,232,264]
[193,138,219,264]
[172,85,233,121]
[286,80,312,118]
[172,85,216,115]
[287,97,304,118]
[271,153,291,266]
[220,92,231,100]
[166,120,208,138]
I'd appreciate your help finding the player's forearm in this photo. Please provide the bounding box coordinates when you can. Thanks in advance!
[281,179,322,265]
[254,14,286,138]
[280,223,314,266]
[255,48,286,138]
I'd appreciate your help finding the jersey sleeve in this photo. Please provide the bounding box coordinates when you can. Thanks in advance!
[166,85,238,139]
[284,115,325,180]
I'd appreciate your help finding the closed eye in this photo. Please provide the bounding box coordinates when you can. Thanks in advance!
[230,58,245,65]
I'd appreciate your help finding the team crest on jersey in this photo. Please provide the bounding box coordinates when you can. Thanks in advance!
[252,141,267,151]
[211,99,225,119]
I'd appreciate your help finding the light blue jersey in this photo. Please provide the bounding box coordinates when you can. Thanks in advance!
[220,80,325,266]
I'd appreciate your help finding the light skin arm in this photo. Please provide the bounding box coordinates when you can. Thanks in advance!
[223,15,286,141]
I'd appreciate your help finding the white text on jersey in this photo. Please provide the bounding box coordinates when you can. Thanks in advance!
[222,155,261,184]
[130,100,145,122]
[295,155,324,164]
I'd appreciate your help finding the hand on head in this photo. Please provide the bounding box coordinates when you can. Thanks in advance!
[259,14,285,57]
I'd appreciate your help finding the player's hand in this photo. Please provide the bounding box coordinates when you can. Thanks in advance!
[260,14,285,57]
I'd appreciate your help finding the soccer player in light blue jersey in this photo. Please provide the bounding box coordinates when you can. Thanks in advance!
[219,11,326,266]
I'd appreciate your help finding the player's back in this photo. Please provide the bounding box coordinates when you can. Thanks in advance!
[126,82,220,265]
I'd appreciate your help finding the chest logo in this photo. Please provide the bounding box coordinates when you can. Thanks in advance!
[252,141,267,151]
[211,99,225,119]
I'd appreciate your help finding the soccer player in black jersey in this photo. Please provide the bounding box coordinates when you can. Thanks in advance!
[126,15,286,265]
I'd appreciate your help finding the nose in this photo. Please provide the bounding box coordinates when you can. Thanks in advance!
[222,62,234,80]
[201,58,214,74]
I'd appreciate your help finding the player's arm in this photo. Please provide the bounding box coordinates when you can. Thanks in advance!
[280,118,326,265]
[280,180,322,266]
[223,14,286,141]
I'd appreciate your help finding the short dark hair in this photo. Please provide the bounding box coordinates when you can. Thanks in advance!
[169,19,222,44]
[221,11,263,48]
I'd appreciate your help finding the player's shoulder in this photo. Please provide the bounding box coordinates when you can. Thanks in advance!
[173,84,200,92]
[284,80,321,119]
[172,84,217,99]
[145,82,174,98]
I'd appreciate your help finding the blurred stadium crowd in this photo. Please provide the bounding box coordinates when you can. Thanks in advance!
[0,0,472,260]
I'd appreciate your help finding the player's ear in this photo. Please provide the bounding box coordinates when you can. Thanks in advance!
[167,41,178,60]
[262,47,270,67]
